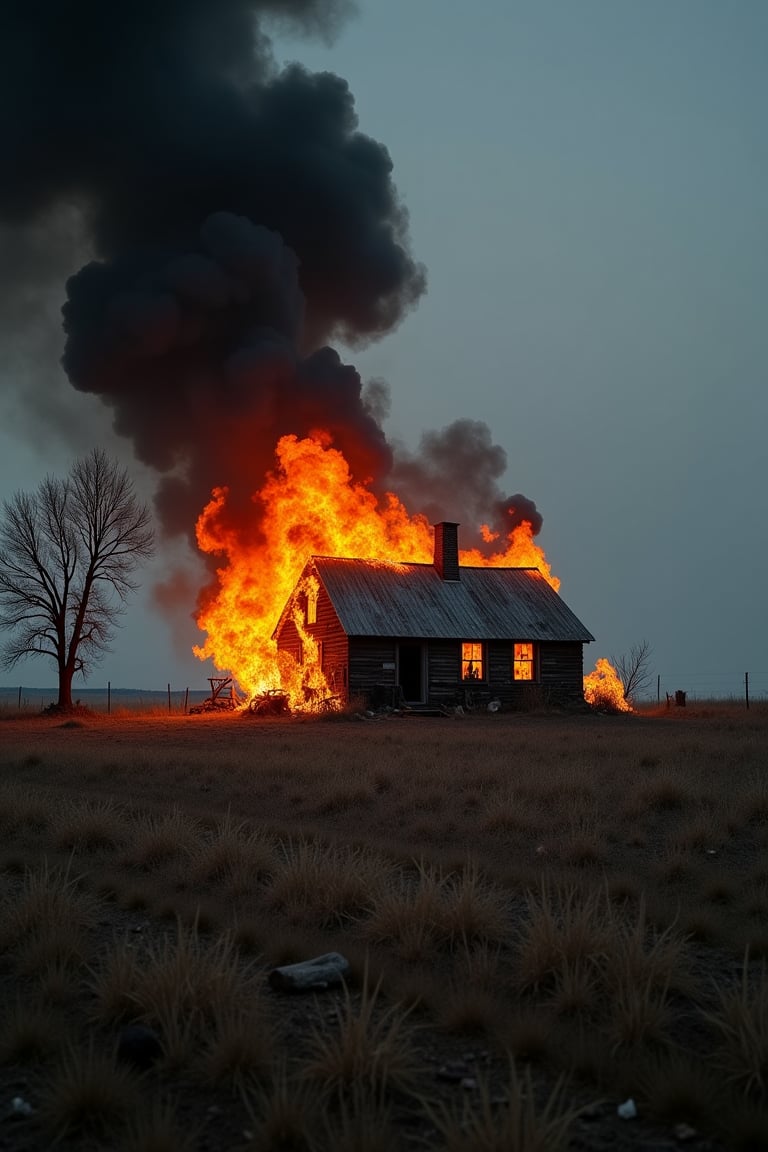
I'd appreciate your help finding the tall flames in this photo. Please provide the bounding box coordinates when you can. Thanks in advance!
[194,433,559,705]
[583,658,632,712]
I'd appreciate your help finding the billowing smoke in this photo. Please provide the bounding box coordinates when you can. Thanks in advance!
[61,210,392,537]
[391,420,543,550]
[1,0,543,600]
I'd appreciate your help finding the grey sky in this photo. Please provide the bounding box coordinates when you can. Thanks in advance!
[1,0,766,699]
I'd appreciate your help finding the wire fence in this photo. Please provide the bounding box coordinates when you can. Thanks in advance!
[0,685,211,714]
[3,672,768,713]
[646,671,768,708]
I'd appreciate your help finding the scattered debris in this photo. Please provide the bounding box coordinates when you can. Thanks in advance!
[189,676,242,714]
[248,689,290,717]
[268,951,350,992]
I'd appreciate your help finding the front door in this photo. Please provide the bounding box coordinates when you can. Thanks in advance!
[397,641,424,703]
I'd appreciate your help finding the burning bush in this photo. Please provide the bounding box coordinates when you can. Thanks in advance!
[583,658,632,713]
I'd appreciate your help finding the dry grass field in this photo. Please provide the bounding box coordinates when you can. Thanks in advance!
[1,702,767,1150]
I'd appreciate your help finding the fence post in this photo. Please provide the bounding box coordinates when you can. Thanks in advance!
[656,674,660,704]
[18,686,22,709]
[168,683,171,713]
[107,681,111,715]
[745,672,750,711]
[184,687,189,715]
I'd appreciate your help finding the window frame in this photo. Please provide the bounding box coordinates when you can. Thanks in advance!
[513,641,537,681]
[461,641,485,682]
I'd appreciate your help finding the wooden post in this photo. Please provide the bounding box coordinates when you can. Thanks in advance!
[168,683,171,713]
[18,686,21,709]
[107,681,111,715]
[184,687,189,715]
[745,671,750,711]
[657,674,660,704]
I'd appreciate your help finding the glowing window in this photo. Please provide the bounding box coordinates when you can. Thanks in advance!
[461,642,484,681]
[306,587,318,625]
[513,642,535,680]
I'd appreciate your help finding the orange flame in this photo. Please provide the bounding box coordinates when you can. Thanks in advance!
[194,433,558,705]
[583,657,632,712]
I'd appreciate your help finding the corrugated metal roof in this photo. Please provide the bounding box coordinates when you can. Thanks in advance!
[306,557,594,642]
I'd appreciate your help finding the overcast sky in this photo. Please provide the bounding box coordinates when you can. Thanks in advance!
[1,0,766,700]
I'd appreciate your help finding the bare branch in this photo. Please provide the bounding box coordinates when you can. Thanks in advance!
[612,639,654,704]
[0,450,155,708]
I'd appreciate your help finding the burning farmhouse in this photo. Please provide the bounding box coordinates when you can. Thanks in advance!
[272,521,594,713]
[5,1,610,716]
[191,434,595,714]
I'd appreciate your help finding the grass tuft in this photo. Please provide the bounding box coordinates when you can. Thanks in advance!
[40,1039,139,1144]
[425,1058,579,1151]
[304,967,421,1106]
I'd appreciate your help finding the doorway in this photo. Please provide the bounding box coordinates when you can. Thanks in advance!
[397,642,425,703]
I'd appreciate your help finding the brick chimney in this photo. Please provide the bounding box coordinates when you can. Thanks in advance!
[433,521,460,581]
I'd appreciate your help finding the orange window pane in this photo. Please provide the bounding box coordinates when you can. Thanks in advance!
[513,642,535,681]
[462,642,483,681]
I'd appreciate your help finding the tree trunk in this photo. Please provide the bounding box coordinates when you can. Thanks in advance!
[57,664,75,710]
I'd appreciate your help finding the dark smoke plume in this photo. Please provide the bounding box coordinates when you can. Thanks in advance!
[391,420,543,551]
[1,0,542,592]
[1,0,423,535]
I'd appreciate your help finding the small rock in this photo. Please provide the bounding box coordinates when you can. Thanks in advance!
[11,1097,34,1117]
[617,1098,637,1120]
[269,952,350,992]
[674,1123,698,1142]
[460,1077,477,1090]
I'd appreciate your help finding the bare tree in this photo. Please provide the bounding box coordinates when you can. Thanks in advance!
[613,639,653,705]
[0,449,154,710]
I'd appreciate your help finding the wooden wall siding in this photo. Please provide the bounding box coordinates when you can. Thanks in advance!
[312,582,349,694]
[275,616,302,662]
[343,637,586,709]
[424,640,585,709]
[275,583,349,696]
[348,637,397,701]
[423,639,460,706]
[539,643,584,688]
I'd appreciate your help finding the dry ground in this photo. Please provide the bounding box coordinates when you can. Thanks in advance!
[1,703,767,1150]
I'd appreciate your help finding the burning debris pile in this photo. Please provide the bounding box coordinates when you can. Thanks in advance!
[1,0,613,707]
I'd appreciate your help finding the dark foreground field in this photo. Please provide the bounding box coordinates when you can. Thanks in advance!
[1,704,767,1150]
